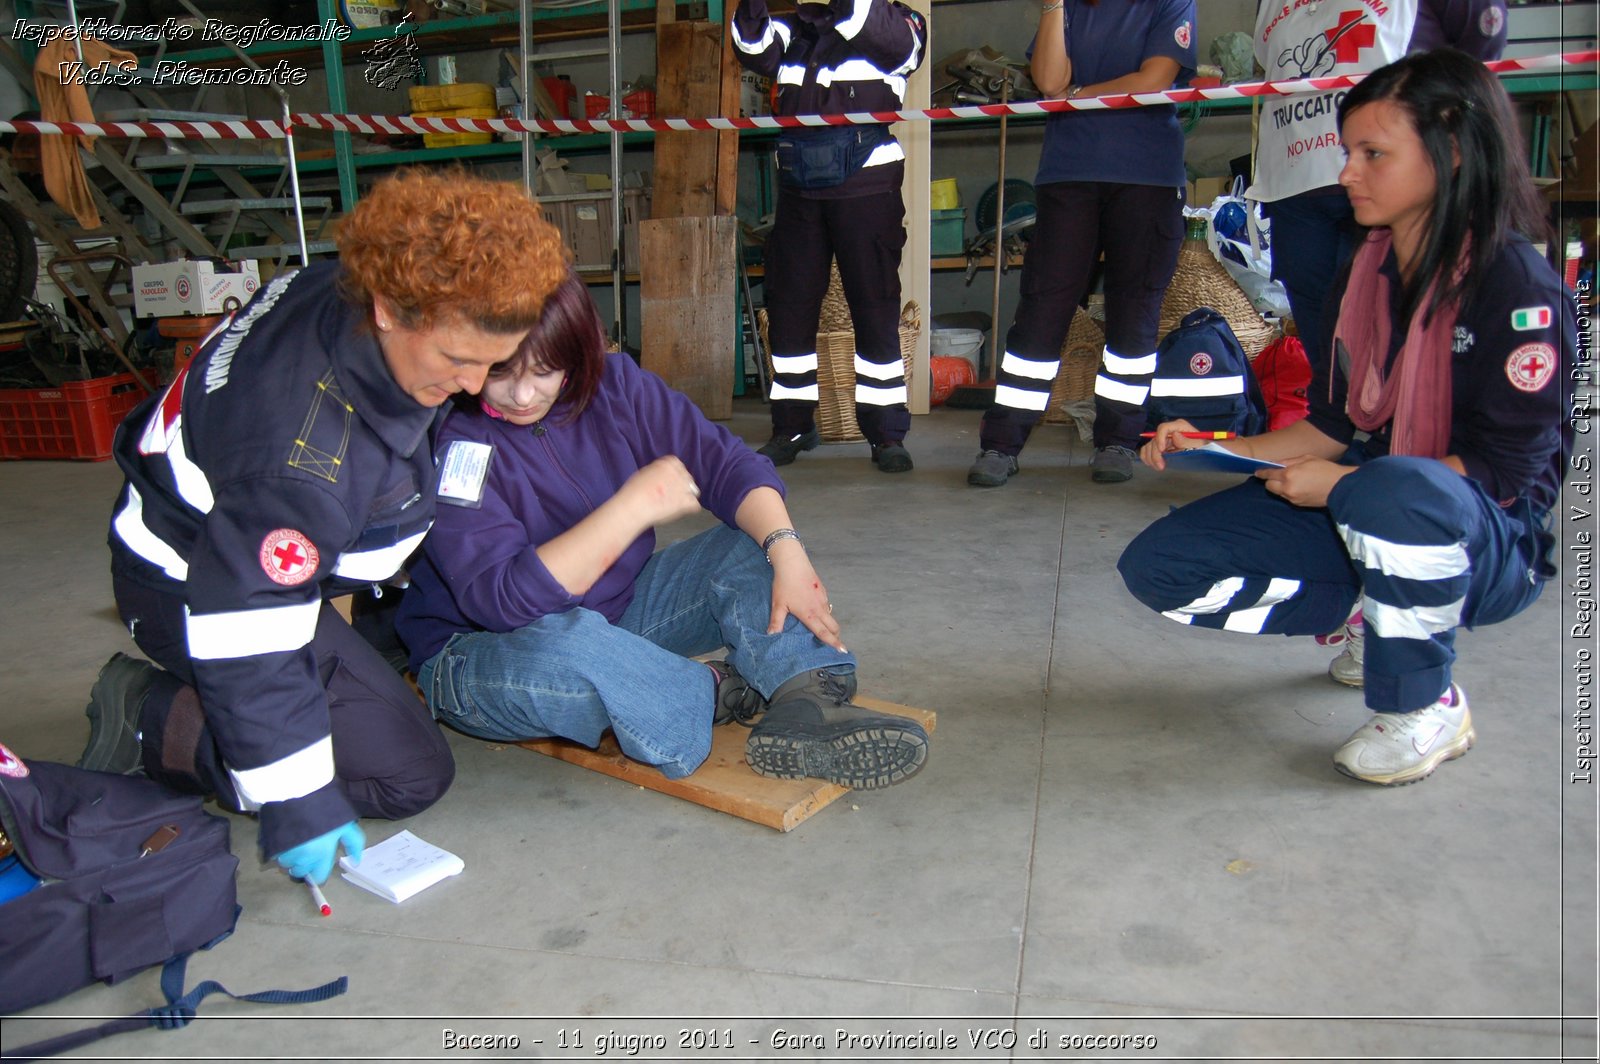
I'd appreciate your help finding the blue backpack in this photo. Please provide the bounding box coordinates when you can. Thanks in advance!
[0,748,347,1058]
[1145,307,1268,436]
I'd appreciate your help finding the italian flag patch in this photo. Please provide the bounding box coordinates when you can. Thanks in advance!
[1511,306,1552,331]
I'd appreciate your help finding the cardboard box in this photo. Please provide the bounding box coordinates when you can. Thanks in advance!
[133,260,261,318]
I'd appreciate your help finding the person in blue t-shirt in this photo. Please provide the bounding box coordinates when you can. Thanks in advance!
[967,0,1197,488]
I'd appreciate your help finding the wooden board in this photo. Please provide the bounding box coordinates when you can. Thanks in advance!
[516,697,937,832]
[639,214,738,419]
[651,20,737,219]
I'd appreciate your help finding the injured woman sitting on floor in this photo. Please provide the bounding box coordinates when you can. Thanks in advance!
[393,268,928,790]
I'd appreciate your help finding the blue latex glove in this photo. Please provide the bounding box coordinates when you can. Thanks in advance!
[274,821,365,885]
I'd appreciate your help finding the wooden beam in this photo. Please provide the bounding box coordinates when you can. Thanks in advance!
[639,215,738,418]
[651,21,737,218]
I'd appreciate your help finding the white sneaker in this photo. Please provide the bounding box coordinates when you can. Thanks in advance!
[1333,684,1475,786]
[1317,606,1364,688]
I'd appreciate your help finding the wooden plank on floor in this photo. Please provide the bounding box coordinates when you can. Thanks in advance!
[516,697,937,832]
[652,20,736,219]
[640,214,738,419]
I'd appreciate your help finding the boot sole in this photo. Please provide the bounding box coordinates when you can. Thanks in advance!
[746,721,928,789]
[967,471,1012,487]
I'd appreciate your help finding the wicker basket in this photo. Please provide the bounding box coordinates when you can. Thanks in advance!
[818,262,852,332]
[1159,237,1276,359]
[758,300,921,443]
[1042,308,1104,424]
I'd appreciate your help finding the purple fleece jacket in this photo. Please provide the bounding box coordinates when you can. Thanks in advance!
[397,353,785,671]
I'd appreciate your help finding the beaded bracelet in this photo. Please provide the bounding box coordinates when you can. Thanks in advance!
[761,528,803,563]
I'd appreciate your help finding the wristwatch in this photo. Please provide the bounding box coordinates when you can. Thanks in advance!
[1067,85,1085,99]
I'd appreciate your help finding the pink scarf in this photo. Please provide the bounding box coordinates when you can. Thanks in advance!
[1329,229,1461,459]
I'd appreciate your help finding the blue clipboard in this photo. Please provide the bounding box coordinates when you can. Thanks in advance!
[1164,442,1283,474]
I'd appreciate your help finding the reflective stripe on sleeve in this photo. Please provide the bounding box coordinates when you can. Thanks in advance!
[186,599,321,660]
[113,485,190,582]
[835,0,871,38]
[331,527,429,582]
[227,735,335,808]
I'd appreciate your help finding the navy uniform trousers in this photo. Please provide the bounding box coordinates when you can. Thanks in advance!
[981,181,1186,455]
[764,186,911,446]
[1118,457,1550,713]
[113,569,454,821]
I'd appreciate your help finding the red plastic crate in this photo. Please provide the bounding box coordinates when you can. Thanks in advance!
[0,373,149,461]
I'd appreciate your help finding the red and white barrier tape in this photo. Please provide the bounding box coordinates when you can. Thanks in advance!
[1,49,1594,140]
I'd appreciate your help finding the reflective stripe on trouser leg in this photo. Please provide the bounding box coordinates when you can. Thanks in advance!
[1327,457,1481,713]
[1117,477,1362,637]
[1094,346,1157,449]
[854,351,907,407]
[992,349,1058,413]
[1093,346,1155,407]
[768,351,819,403]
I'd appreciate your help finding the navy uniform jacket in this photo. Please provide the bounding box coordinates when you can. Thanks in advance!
[1308,237,1576,516]
[731,0,926,200]
[109,261,438,856]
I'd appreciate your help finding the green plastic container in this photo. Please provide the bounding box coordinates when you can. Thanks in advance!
[931,208,967,256]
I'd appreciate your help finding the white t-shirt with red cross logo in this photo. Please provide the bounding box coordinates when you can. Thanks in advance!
[1251,0,1419,201]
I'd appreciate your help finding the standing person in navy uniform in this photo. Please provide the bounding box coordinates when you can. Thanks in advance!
[732,0,928,473]
[80,170,569,884]
[1120,50,1576,786]
[966,0,1197,489]
[1251,0,1508,374]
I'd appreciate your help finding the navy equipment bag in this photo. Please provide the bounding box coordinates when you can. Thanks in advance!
[1145,307,1269,436]
[0,746,345,1060]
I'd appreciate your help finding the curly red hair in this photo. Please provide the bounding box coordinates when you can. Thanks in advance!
[337,167,569,334]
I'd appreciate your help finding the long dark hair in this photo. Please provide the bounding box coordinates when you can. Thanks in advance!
[1337,48,1548,327]
[476,269,606,421]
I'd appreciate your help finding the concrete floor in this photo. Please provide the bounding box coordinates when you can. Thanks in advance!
[2,398,1595,1061]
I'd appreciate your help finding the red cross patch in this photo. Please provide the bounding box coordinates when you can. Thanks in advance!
[1479,6,1504,39]
[260,528,320,586]
[1505,343,1556,393]
[1189,351,1214,376]
[1325,11,1376,65]
[0,742,28,778]
[1174,21,1191,49]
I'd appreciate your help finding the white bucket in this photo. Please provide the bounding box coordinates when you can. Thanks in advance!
[930,327,983,362]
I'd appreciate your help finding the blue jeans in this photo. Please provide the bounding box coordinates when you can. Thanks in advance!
[416,524,856,778]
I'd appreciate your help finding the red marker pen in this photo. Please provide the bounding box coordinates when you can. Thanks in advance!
[1140,431,1238,440]
[305,877,332,917]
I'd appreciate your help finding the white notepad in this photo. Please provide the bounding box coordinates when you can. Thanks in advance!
[339,830,464,903]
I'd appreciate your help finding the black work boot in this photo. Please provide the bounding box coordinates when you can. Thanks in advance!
[708,660,766,726]
[757,429,820,467]
[77,652,160,775]
[745,668,928,789]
